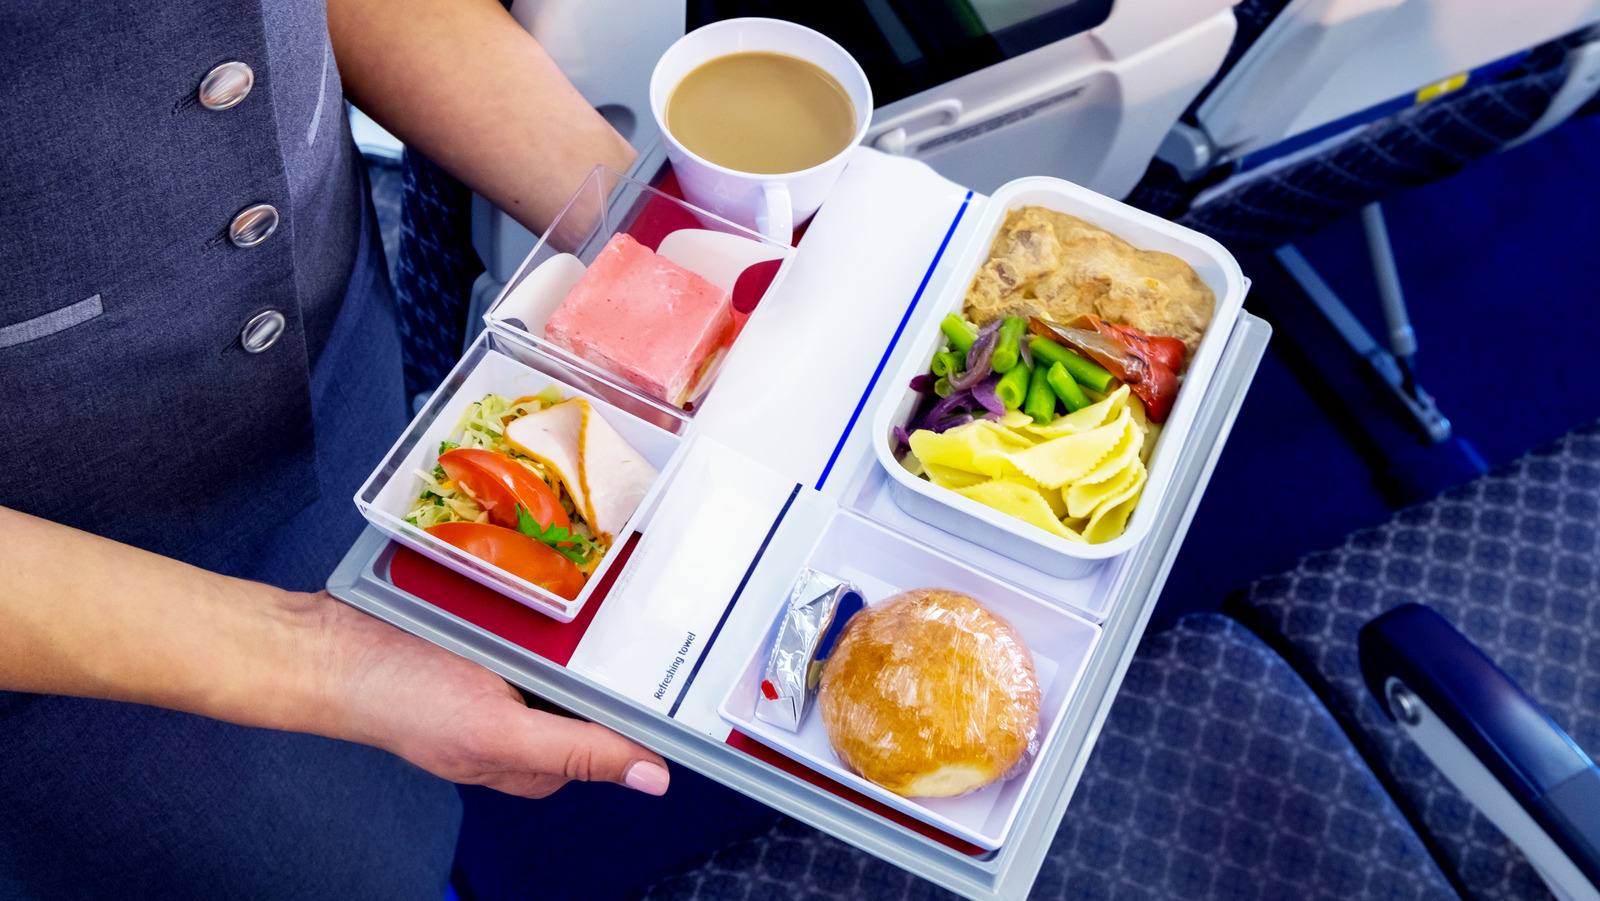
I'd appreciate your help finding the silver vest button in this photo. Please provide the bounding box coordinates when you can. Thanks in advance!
[241,310,286,354]
[199,62,254,111]
[229,203,279,248]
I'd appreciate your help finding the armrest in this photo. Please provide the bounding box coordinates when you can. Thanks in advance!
[1359,603,1600,901]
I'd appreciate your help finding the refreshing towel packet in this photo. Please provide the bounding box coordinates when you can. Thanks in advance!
[755,567,865,732]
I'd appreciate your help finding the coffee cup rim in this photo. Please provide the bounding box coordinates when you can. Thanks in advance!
[649,17,874,180]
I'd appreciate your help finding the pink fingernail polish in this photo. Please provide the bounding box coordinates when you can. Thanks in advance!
[623,760,670,796]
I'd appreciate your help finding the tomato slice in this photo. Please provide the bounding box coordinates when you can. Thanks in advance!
[438,448,569,531]
[425,521,586,601]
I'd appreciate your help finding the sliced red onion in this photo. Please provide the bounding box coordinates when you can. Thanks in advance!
[971,373,1005,417]
[892,425,913,449]
[1019,335,1034,370]
[950,328,998,391]
[910,388,978,434]
[967,319,1001,367]
[909,373,937,393]
[906,398,990,435]
[928,388,977,420]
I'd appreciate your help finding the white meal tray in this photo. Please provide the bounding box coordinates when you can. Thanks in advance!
[328,146,1271,901]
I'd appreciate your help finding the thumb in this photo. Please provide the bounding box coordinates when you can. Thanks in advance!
[512,709,672,796]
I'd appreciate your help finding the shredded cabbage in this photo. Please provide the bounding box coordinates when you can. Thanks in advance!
[403,391,602,574]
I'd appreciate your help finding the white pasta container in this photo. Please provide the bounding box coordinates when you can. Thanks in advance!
[870,176,1247,579]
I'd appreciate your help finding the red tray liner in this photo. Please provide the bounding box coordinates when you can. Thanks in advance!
[724,731,989,858]
[629,171,810,250]
[387,533,639,667]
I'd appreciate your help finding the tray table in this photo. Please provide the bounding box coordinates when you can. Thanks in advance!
[328,146,1270,901]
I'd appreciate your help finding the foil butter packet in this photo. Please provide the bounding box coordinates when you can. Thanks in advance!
[755,568,865,732]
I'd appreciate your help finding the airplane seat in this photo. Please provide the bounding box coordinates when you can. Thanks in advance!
[390,149,483,406]
[643,610,1467,901]
[1120,0,1294,219]
[1239,418,1600,901]
[637,424,1600,901]
[1123,13,1598,454]
[1124,28,1592,247]
[1359,605,1600,901]
[1155,37,1584,252]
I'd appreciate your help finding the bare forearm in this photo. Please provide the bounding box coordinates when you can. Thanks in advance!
[0,506,670,797]
[0,507,335,735]
[327,0,636,235]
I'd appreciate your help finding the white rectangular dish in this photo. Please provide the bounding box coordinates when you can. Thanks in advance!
[870,176,1248,579]
[355,334,689,623]
[718,509,1101,851]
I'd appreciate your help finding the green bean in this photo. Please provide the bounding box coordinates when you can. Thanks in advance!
[1046,362,1091,413]
[989,317,1026,373]
[930,351,964,379]
[1024,362,1057,424]
[940,314,978,354]
[1028,336,1116,393]
[996,364,1031,410]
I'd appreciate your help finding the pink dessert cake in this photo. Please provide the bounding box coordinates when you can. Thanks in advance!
[545,233,734,407]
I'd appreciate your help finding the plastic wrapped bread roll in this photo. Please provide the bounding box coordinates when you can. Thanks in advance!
[817,588,1041,797]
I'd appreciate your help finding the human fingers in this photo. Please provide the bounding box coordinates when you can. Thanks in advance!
[314,593,670,798]
[477,706,671,800]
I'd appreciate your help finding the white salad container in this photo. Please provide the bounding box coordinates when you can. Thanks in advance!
[354,333,690,623]
[870,176,1248,579]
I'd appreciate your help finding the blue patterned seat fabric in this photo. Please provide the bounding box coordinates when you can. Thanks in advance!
[1124,33,1583,248]
[392,148,484,402]
[641,615,1457,901]
[1239,419,1600,901]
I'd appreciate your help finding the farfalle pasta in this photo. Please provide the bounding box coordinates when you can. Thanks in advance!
[906,386,1157,544]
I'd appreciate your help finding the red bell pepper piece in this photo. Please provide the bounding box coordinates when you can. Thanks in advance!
[1028,316,1182,423]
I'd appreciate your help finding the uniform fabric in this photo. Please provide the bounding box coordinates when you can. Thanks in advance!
[0,2,461,897]
[0,0,360,568]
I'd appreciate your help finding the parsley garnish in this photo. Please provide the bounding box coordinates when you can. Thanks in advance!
[515,505,599,566]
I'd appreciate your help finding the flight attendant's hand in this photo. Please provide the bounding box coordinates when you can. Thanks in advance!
[0,506,669,800]
[311,589,670,798]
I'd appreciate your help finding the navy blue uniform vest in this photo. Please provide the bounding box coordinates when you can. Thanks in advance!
[0,1,372,565]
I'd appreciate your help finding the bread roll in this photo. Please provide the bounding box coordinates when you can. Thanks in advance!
[817,588,1041,797]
